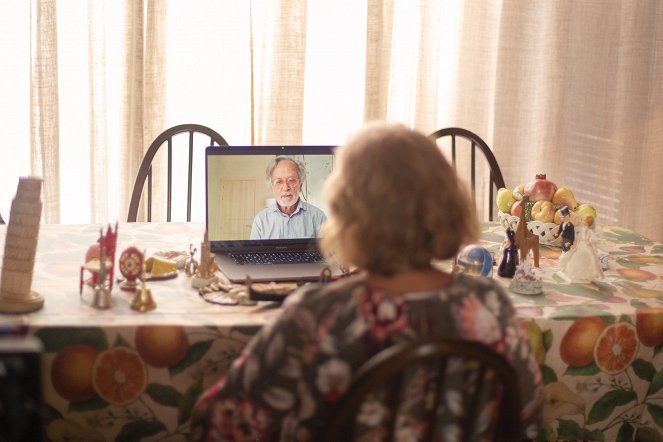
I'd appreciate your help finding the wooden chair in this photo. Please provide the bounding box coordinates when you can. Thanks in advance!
[323,339,521,442]
[127,124,229,222]
[431,127,506,221]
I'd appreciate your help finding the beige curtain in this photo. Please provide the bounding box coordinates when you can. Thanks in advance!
[251,0,308,145]
[133,0,168,222]
[364,0,394,122]
[120,0,148,220]
[23,0,663,240]
[447,1,663,241]
[30,0,60,223]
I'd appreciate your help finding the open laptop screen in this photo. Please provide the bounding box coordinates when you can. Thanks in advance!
[205,145,336,251]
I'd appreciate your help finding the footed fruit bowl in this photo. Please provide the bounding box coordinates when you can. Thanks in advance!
[498,211,562,247]
[496,174,597,248]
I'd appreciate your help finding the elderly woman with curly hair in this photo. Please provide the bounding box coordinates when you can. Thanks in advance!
[190,123,543,441]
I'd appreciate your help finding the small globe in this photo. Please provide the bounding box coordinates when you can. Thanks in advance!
[457,245,494,277]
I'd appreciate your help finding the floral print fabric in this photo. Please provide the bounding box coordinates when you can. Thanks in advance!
[190,274,543,441]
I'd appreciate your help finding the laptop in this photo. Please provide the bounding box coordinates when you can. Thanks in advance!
[205,145,343,283]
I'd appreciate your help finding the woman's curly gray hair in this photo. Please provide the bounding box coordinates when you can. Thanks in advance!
[320,123,479,276]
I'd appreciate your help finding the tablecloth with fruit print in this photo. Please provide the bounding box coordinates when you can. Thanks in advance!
[480,222,663,442]
[1,222,662,442]
[0,222,281,442]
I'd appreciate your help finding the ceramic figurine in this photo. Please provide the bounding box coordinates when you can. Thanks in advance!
[515,196,540,267]
[558,221,603,283]
[555,206,575,252]
[498,227,518,278]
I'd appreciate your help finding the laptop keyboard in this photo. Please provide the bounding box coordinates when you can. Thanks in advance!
[229,251,325,265]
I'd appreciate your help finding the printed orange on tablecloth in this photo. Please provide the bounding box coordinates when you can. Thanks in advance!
[593,322,638,375]
[93,347,147,406]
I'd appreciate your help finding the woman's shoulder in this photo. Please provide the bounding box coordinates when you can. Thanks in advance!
[285,274,366,306]
[446,273,515,310]
[450,273,509,295]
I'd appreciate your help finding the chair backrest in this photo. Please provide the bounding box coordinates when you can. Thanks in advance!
[430,127,506,221]
[323,339,521,442]
[127,124,229,222]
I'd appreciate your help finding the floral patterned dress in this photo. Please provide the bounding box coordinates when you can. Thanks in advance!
[190,273,543,441]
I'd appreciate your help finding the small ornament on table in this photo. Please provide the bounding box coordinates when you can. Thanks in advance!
[557,221,604,283]
[143,256,178,280]
[498,227,518,278]
[456,245,494,277]
[191,231,218,289]
[130,256,157,312]
[91,245,112,309]
[515,196,540,267]
[509,252,543,295]
[554,206,575,252]
[119,246,144,291]
[79,223,118,295]
[184,244,199,277]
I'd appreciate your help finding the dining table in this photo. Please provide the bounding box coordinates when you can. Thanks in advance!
[0,221,662,442]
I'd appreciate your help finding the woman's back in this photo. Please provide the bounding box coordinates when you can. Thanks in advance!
[190,273,542,441]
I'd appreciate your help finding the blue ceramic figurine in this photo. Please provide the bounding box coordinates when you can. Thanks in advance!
[498,227,518,278]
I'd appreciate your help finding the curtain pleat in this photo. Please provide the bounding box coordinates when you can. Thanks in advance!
[136,0,168,222]
[121,0,146,222]
[412,1,441,130]
[88,2,109,222]
[364,0,394,122]
[30,0,60,223]
[251,0,307,145]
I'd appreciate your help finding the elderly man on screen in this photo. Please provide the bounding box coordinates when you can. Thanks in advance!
[249,156,327,240]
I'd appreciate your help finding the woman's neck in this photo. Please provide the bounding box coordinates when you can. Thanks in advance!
[365,268,452,293]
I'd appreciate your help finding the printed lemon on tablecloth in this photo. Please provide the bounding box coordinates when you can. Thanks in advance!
[497,174,598,246]
[92,347,147,406]
[522,321,546,365]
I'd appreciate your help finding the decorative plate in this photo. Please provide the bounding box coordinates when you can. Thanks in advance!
[119,246,143,281]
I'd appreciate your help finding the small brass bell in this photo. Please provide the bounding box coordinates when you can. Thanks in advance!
[130,280,156,312]
[91,245,112,309]
[130,259,156,312]
[92,286,111,309]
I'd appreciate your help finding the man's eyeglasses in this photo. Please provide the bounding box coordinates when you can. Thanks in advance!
[271,178,300,188]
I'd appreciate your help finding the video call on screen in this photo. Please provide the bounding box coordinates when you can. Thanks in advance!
[207,152,334,242]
